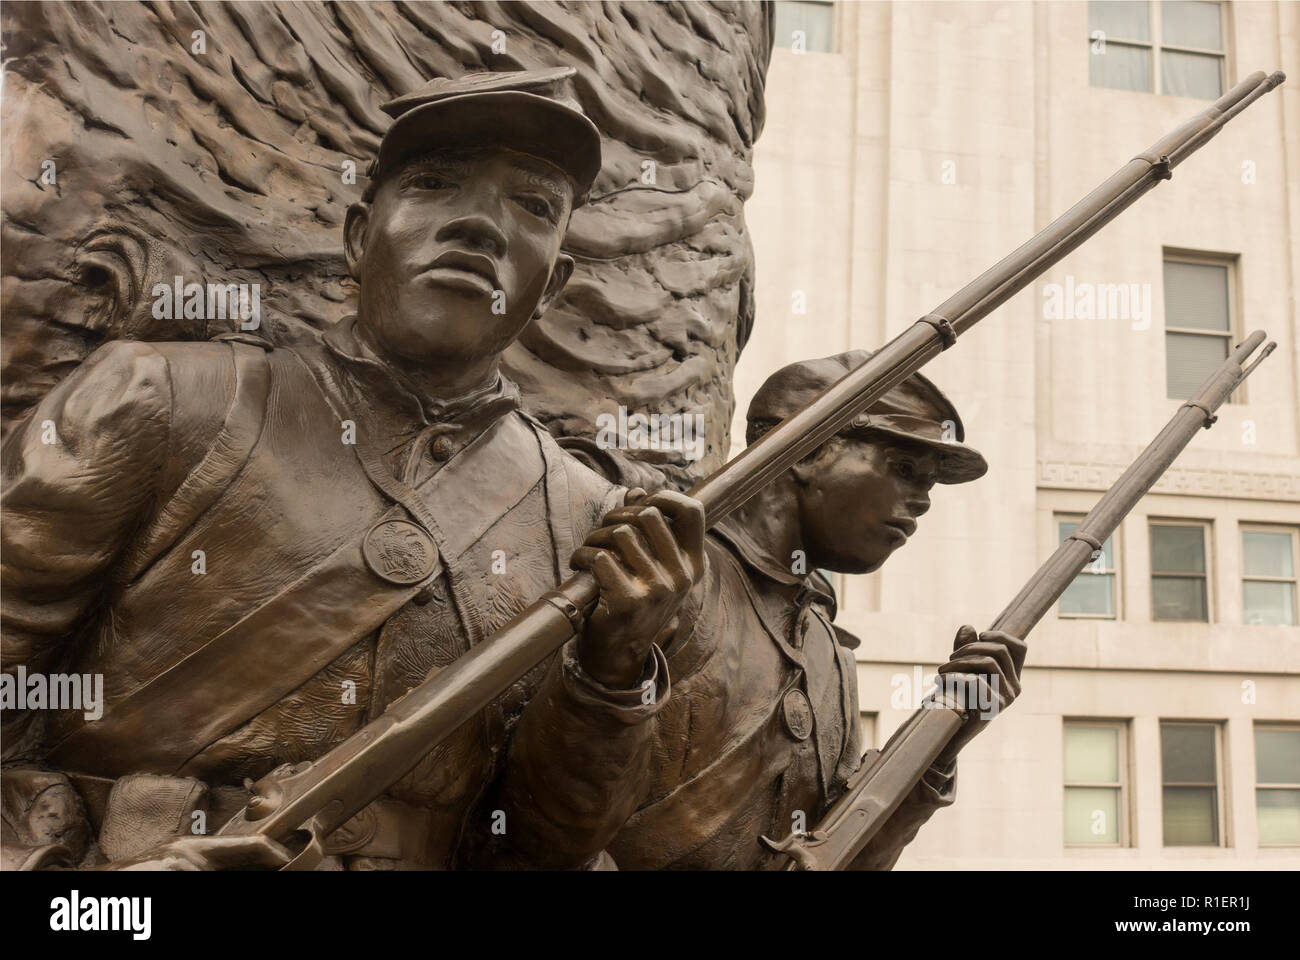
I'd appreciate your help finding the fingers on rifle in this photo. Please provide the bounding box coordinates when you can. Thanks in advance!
[952,623,979,651]
[571,545,640,600]
[644,490,706,573]
[582,525,663,595]
[985,629,1029,672]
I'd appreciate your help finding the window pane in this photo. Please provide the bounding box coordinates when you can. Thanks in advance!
[1255,728,1300,784]
[773,1,833,52]
[1060,573,1116,616]
[1256,790,1300,845]
[1162,723,1216,782]
[1151,525,1205,573]
[1090,42,1152,93]
[1243,580,1296,626]
[1089,0,1151,41]
[1163,786,1218,844]
[1161,50,1223,98]
[1065,725,1120,782]
[1152,575,1207,620]
[1066,786,1120,843]
[1165,332,1229,399]
[1162,1,1222,50]
[1163,261,1229,332]
[1243,531,1295,578]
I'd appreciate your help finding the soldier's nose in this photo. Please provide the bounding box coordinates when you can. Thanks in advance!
[435,213,507,259]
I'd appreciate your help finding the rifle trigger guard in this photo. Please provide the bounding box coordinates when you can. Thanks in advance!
[541,591,586,635]
[1181,400,1218,428]
[918,314,958,350]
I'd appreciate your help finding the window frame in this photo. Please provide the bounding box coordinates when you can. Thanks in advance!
[1149,518,1214,623]
[1240,524,1299,627]
[1162,249,1240,403]
[1055,514,1121,620]
[1087,1,1228,98]
[1063,718,1131,848]
[1254,722,1300,847]
[1160,719,1227,847]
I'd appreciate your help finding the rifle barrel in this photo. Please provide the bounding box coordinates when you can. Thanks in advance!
[219,70,1285,861]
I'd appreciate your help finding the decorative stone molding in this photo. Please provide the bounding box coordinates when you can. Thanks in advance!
[1038,460,1300,501]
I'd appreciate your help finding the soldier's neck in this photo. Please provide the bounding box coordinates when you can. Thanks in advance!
[730,484,808,601]
[356,323,501,405]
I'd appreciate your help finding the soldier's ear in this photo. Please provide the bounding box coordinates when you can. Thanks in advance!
[344,203,370,281]
[534,254,574,319]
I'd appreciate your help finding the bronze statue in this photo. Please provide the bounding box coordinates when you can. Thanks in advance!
[604,352,1023,869]
[0,0,1284,875]
[1,68,706,870]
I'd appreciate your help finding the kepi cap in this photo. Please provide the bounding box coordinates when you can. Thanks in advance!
[747,349,988,484]
[370,66,602,202]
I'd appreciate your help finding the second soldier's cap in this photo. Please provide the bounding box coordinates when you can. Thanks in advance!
[370,66,602,201]
[747,349,988,484]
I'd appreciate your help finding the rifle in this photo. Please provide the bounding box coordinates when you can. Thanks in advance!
[214,69,1285,868]
[761,331,1276,870]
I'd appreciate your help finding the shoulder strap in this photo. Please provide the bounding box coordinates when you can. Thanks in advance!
[48,409,546,777]
[119,342,271,583]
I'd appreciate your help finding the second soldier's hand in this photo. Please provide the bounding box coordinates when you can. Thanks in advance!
[570,488,706,689]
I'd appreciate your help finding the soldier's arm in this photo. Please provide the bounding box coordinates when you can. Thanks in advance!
[1,342,184,865]
[472,489,706,869]
[1,341,181,757]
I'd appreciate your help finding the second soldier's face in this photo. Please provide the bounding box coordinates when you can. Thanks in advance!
[797,437,939,574]
[347,146,574,367]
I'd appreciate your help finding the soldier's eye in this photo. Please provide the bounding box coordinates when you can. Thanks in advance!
[409,172,454,191]
[516,195,555,220]
[893,460,915,480]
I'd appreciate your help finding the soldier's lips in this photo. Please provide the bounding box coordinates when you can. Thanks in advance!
[421,251,499,294]
[883,518,916,540]
[419,267,497,295]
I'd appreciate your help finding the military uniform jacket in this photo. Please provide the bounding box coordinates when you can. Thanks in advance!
[606,517,955,870]
[1,320,667,869]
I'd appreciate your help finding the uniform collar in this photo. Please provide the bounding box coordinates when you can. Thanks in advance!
[711,516,837,615]
[322,315,521,428]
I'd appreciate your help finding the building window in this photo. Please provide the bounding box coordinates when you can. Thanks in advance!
[1089,1,1225,99]
[1064,721,1128,845]
[1242,527,1298,626]
[1056,517,1117,619]
[773,1,834,53]
[1161,721,1223,846]
[1255,725,1300,845]
[1150,521,1210,621]
[1163,254,1235,401]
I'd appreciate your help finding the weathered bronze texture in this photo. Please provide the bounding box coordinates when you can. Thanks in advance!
[3,64,709,871]
[0,1,772,484]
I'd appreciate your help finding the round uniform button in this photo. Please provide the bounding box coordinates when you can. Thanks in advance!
[782,689,814,741]
[430,435,455,462]
[363,519,440,586]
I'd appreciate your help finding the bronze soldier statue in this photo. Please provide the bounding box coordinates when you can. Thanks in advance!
[604,351,1025,869]
[0,68,706,870]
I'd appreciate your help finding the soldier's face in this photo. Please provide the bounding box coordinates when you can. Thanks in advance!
[795,437,939,574]
[345,146,574,367]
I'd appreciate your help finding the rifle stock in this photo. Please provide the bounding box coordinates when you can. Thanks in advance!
[214,70,1285,867]
[762,332,1276,870]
